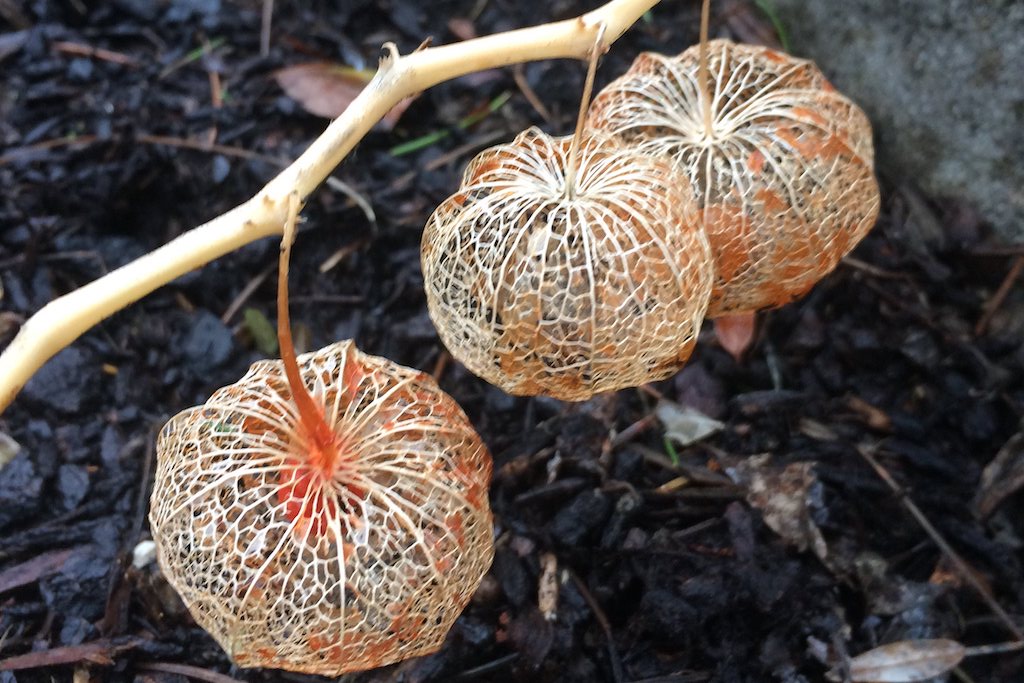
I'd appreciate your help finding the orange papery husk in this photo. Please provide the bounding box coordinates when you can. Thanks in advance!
[150,340,493,675]
[588,40,881,316]
[422,128,713,401]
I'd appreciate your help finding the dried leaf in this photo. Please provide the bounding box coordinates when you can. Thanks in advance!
[828,639,966,682]
[275,62,414,130]
[973,429,1024,518]
[656,399,724,447]
[447,17,477,40]
[714,312,756,361]
[737,456,828,562]
[274,62,374,119]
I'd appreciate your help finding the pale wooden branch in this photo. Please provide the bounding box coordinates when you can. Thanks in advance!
[0,0,661,414]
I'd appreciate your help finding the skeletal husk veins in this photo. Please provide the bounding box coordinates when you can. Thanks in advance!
[422,127,713,401]
[588,39,881,316]
[149,340,493,675]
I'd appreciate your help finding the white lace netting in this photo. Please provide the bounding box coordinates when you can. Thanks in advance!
[150,340,493,675]
[422,128,713,401]
[588,40,880,316]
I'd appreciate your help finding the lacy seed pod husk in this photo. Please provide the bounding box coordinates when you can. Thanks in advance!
[150,340,493,675]
[588,39,881,316]
[422,128,713,401]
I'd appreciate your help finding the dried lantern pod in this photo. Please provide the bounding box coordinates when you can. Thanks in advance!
[150,341,492,674]
[422,127,713,401]
[588,39,881,316]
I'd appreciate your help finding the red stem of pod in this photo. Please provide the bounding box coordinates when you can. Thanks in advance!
[277,193,338,466]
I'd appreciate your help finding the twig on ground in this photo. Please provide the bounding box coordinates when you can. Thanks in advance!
[52,41,139,66]
[318,241,365,273]
[135,133,278,163]
[611,414,658,447]
[975,255,1024,336]
[453,652,519,680]
[324,176,376,225]
[431,349,450,381]
[140,136,377,225]
[568,569,624,683]
[260,0,274,57]
[512,63,554,123]
[841,256,907,280]
[856,444,1024,642]
[970,245,1024,257]
[0,135,99,165]
[0,638,145,671]
[221,262,276,324]
[138,662,245,683]
[0,549,73,595]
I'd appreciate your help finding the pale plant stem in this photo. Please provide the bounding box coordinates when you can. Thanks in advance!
[698,0,713,138]
[0,0,661,414]
[565,22,607,200]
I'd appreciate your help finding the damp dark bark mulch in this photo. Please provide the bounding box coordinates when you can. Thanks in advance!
[2,1,1023,682]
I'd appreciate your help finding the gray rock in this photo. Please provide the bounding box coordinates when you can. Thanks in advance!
[57,464,90,511]
[180,310,234,373]
[0,453,43,529]
[768,0,1024,243]
[22,346,94,414]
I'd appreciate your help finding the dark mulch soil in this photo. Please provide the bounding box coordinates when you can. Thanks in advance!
[2,1,1023,681]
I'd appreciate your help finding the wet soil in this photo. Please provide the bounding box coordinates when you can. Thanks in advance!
[1,1,1023,682]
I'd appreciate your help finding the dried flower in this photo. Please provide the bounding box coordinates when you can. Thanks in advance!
[421,127,713,401]
[151,195,493,675]
[151,341,493,674]
[589,40,880,316]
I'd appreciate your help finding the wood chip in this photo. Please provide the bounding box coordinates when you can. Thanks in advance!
[538,552,559,621]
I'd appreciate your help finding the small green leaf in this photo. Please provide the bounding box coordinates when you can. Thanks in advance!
[184,37,226,66]
[390,91,512,156]
[244,307,279,356]
[663,436,680,466]
[753,0,791,52]
[457,90,512,129]
[390,129,452,156]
